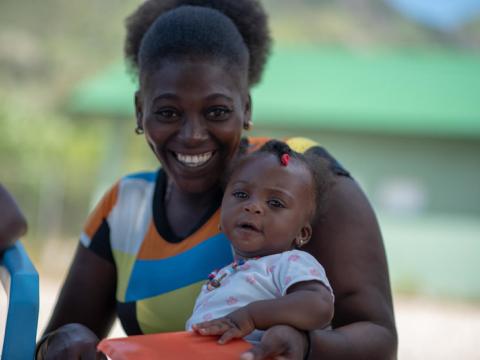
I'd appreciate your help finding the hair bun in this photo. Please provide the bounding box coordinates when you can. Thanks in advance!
[125,0,272,86]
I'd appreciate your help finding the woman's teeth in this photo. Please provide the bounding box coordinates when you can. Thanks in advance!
[175,152,213,167]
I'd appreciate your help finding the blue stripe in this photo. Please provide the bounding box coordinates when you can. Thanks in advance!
[125,171,158,182]
[125,233,233,302]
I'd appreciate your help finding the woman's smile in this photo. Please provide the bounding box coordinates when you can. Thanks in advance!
[165,147,220,176]
[173,150,215,168]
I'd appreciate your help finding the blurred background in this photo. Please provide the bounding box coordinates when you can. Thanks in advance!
[1,0,479,358]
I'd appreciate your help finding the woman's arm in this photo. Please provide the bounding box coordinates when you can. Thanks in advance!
[37,244,117,359]
[0,184,27,252]
[244,175,397,360]
[304,175,397,359]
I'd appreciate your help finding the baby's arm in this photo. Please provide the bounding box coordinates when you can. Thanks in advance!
[194,279,333,344]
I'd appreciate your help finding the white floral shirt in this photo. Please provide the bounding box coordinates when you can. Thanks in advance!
[186,249,333,343]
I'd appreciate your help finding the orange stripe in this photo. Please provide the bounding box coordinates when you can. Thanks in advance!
[137,210,222,260]
[247,137,270,153]
[83,183,119,238]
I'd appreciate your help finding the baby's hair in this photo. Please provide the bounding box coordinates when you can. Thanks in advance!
[125,0,272,86]
[257,139,294,166]
[227,140,331,222]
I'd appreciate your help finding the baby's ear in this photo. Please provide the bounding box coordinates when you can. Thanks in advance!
[294,224,312,248]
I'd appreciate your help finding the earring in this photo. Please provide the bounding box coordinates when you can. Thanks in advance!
[135,126,144,135]
[243,120,253,131]
[296,239,305,247]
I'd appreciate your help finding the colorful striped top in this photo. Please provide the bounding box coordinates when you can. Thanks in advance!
[79,137,350,335]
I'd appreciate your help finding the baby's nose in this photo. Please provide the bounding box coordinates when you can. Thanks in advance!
[243,202,263,215]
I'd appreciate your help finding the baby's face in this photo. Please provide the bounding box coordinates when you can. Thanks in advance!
[220,154,314,258]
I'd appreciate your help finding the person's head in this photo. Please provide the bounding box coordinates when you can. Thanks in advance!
[125,0,271,194]
[220,140,327,258]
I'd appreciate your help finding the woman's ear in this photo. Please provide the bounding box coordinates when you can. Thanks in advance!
[294,224,312,248]
[243,94,252,130]
[134,90,143,128]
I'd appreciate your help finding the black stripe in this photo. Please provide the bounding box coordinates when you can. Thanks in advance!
[117,301,143,335]
[89,219,114,264]
[152,169,222,243]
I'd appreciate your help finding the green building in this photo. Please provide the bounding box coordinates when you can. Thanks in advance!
[70,46,480,300]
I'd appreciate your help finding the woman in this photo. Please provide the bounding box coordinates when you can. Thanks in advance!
[37,1,397,359]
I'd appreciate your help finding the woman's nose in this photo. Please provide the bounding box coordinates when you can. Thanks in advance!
[243,201,263,215]
[178,116,208,145]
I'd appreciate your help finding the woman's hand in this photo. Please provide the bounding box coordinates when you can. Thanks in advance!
[240,325,308,360]
[37,323,105,360]
[39,244,117,359]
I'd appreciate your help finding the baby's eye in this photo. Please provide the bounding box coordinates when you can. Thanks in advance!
[205,107,232,121]
[267,199,285,208]
[232,191,248,199]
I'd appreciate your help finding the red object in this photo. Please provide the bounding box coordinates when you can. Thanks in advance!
[280,154,290,166]
[97,331,251,360]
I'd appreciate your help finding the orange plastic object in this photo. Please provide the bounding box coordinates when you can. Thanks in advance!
[97,331,251,360]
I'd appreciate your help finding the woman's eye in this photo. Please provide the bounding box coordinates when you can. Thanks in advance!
[205,107,232,121]
[232,191,248,199]
[267,199,285,208]
[155,108,180,121]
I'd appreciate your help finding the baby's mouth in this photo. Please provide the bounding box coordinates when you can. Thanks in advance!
[237,221,262,233]
[174,151,214,168]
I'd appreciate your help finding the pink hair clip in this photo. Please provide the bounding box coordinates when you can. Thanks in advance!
[280,153,290,166]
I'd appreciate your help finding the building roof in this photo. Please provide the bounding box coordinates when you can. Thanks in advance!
[69,46,480,138]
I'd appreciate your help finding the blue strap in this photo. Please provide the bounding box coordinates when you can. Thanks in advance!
[1,241,39,360]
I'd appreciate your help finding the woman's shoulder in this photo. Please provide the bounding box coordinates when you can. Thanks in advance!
[113,169,161,194]
[247,136,318,154]
[285,137,321,154]
[91,169,161,215]
[122,169,160,183]
[110,169,161,207]
[248,136,321,154]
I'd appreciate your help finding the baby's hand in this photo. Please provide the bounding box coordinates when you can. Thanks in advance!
[192,307,255,344]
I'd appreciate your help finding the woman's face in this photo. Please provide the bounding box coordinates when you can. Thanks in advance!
[136,60,250,194]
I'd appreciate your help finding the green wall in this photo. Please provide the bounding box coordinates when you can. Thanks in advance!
[252,126,480,216]
[251,125,480,300]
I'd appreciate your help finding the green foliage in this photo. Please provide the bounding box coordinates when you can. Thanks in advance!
[1,0,479,245]
[0,97,105,241]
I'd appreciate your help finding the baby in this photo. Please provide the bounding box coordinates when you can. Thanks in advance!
[186,140,334,345]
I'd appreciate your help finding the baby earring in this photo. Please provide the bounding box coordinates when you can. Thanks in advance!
[135,126,144,135]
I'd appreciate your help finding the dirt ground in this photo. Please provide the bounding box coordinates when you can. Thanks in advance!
[36,277,480,359]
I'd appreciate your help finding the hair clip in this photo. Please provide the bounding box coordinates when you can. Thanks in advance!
[280,153,290,166]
